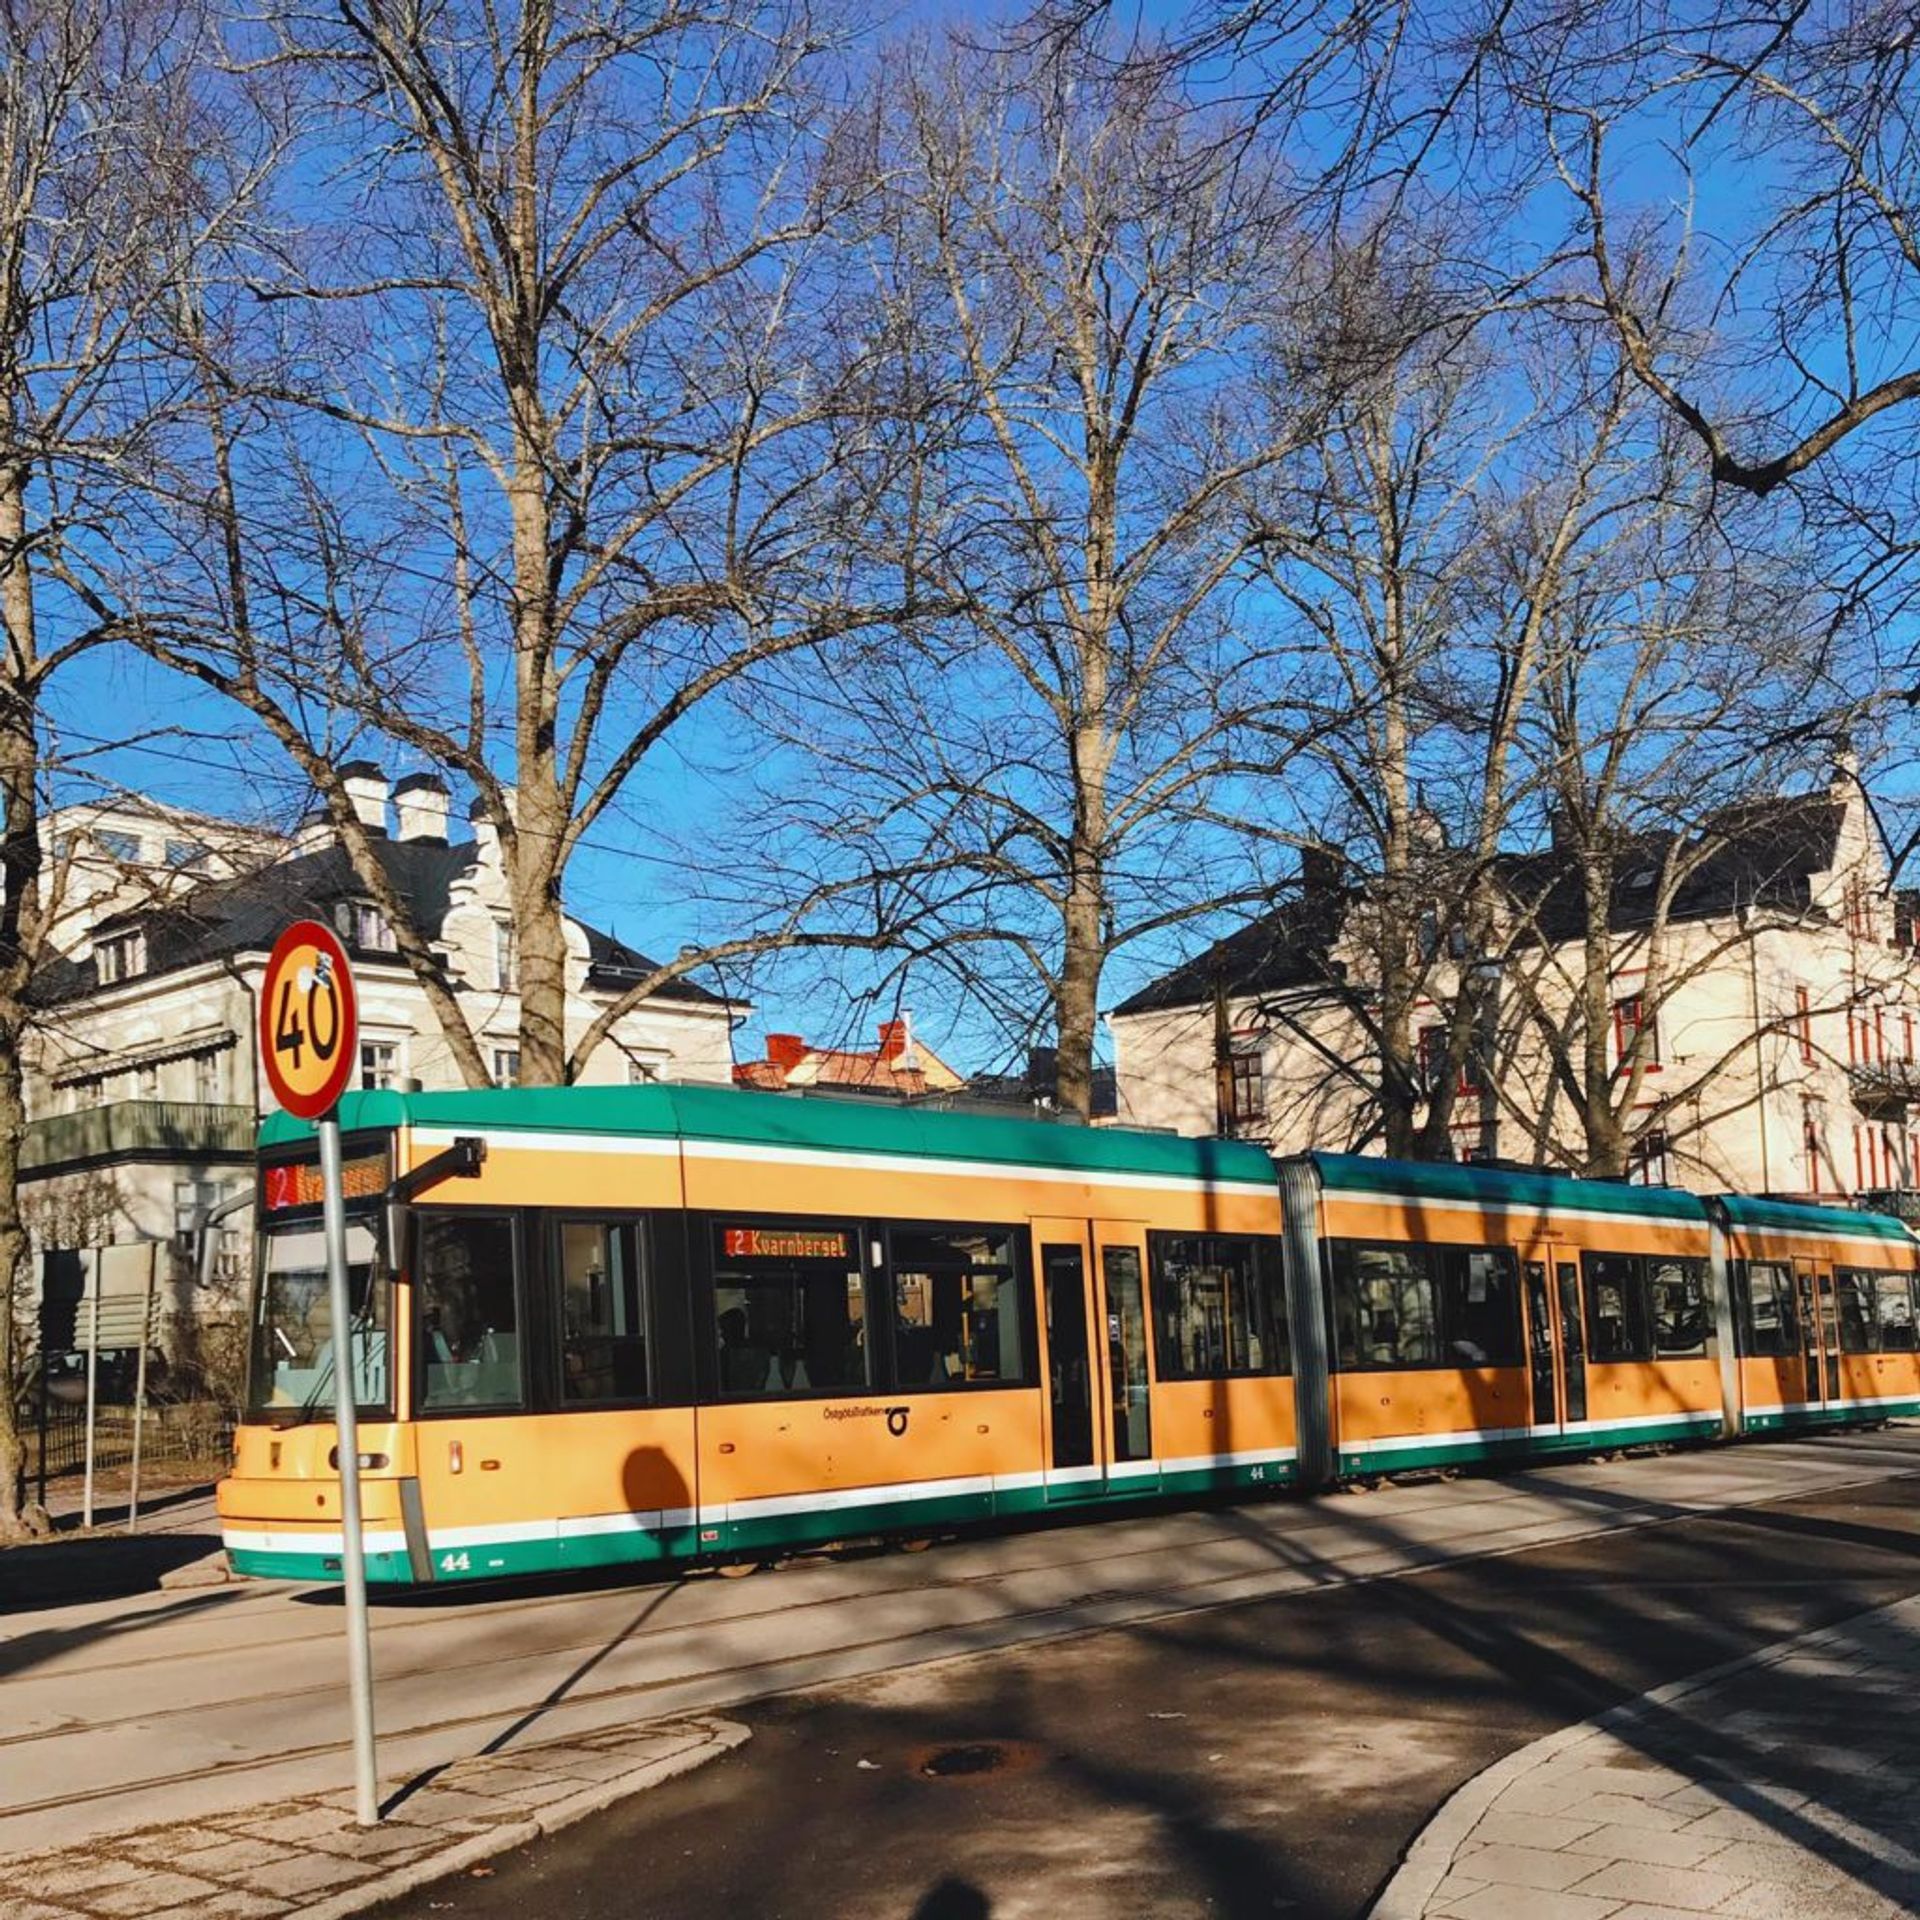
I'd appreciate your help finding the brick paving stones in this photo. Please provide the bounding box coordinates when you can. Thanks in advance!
[0,1714,746,1920]
[1372,1595,1920,1920]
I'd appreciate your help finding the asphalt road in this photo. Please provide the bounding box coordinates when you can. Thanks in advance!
[373,1471,1920,1920]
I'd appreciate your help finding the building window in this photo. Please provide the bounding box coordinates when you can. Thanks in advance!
[1804,1100,1823,1194]
[627,1057,661,1085]
[1421,1023,1486,1099]
[353,903,396,952]
[491,1048,520,1088]
[94,930,145,983]
[96,829,142,863]
[1227,1040,1264,1125]
[194,1053,221,1103]
[361,1041,400,1091]
[1797,987,1813,1063]
[1612,994,1659,1068]
[165,838,207,869]
[1626,1131,1671,1187]
[494,919,517,991]
[136,1062,160,1100]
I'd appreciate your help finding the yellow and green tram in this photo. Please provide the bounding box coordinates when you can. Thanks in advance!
[217,1086,1920,1586]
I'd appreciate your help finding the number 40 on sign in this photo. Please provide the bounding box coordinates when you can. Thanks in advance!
[259,920,360,1120]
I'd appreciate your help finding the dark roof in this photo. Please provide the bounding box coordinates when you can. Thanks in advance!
[33,838,723,1009]
[1113,890,1346,1017]
[1117,791,1849,1017]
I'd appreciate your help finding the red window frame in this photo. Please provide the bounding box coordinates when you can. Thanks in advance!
[1612,994,1660,1070]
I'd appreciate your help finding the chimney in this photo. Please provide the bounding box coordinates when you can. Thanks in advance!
[339,762,388,834]
[468,796,499,866]
[1300,843,1346,896]
[291,809,333,856]
[394,773,451,844]
[878,1017,913,1063]
[765,1033,808,1075]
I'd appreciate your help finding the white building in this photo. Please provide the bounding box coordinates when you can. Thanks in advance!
[1112,774,1920,1204]
[20,767,738,1362]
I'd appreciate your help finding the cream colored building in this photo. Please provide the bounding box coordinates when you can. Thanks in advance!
[1112,774,1920,1203]
[20,767,739,1360]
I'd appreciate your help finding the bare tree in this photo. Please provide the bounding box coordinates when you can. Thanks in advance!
[129,0,939,1088]
[792,30,1329,1118]
[0,0,269,1534]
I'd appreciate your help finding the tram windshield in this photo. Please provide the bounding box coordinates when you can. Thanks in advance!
[248,1219,389,1419]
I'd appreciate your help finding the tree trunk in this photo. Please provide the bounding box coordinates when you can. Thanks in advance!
[0,458,41,1536]
[1055,833,1105,1119]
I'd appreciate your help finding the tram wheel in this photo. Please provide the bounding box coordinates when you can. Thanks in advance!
[716,1558,760,1579]
[896,1537,935,1554]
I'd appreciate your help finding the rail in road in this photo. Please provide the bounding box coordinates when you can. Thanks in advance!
[5,1429,1919,1858]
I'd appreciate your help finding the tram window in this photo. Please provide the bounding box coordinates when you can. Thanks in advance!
[1151,1234,1290,1379]
[1438,1249,1522,1366]
[416,1213,523,1411]
[1330,1242,1440,1369]
[1739,1261,1797,1357]
[1873,1272,1918,1352]
[1834,1270,1879,1353]
[558,1220,649,1403]
[1582,1252,1652,1363]
[712,1222,869,1395]
[1650,1258,1713,1359]
[250,1221,388,1415]
[887,1226,1026,1387]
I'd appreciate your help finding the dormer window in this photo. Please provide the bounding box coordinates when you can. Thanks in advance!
[354,903,395,952]
[335,899,396,952]
[95,929,145,983]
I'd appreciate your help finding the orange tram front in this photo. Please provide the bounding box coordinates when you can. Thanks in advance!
[216,1086,1920,1586]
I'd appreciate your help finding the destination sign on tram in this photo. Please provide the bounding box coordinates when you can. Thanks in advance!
[723,1227,850,1260]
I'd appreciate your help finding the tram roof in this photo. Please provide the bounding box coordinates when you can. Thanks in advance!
[1714,1193,1917,1245]
[1297,1152,1711,1224]
[259,1083,1282,1188]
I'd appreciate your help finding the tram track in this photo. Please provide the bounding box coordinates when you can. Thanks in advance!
[9,1449,1915,1805]
[23,1432,1900,1689]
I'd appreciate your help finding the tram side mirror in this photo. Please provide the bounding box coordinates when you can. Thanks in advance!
[190,1191,257,1290]
[384,1134,487,1276]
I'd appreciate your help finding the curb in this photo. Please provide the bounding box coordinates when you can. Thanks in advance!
[303,1717,751,1920]
[1365,1595,1915,1919]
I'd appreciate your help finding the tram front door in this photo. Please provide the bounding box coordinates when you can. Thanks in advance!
[1795,1258,1841,1410]
[1521,1242,1588,1433]
[1035,1217,1155,1502]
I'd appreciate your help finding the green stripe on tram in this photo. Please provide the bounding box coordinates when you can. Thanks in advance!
[226,1458,1300,1585]
[258,1083,1281,1189]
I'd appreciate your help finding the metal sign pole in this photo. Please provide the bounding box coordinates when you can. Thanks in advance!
[82,1251,100,1530]
[128,1244,157,1535]
[319,1112,379,1826]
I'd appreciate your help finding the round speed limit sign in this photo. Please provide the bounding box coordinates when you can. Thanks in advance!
[259,920,360,1119]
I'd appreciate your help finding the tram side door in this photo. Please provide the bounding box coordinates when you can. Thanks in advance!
[1520,1241,1588,1432]
[1036,1218,1103,1503]
[1034,1218,1156,1501]
[1795,1258,1840,1408]
[1090,1223,1155,1488]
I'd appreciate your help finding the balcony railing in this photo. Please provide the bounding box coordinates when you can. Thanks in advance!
[21,1100,256,1172]
[1857,1188,1920,1224]
[1848,1061,1920,1113]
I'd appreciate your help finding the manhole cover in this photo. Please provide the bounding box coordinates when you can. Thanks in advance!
[909,1740,1046,1781]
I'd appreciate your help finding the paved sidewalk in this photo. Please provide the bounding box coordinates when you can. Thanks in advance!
[1372,1595,1920,1920]
[0,1713,745,1920]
